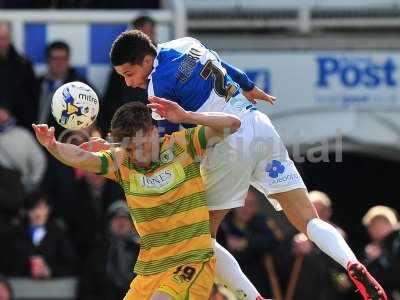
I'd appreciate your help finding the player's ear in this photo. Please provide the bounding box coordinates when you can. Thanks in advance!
[142,54,154,68]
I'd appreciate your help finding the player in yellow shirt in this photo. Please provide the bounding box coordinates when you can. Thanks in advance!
[32,97,241,300]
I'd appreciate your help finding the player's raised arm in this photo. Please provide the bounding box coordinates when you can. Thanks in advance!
[220,60,276,105]
[32,124,102,173]
[147,96,241,144]
[220,60,255,92]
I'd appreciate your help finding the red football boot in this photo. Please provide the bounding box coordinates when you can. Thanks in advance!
[347,262,387,300]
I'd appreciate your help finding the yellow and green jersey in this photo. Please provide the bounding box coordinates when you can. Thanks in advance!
[97,126,213,276]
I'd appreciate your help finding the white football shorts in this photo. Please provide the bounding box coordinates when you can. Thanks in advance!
[199,93,306,211]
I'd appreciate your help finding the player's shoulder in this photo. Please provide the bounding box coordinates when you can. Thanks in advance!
[158,37,203,52]
[97,148,126,166]
[156,37,206,63]
[165,129,189,147]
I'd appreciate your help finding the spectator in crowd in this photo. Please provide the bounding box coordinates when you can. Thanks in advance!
[279,191,354,300]
[362,205,400,298]
[0,164,25,275]
[0,104,47,194]
[67,170,124,265]
[0,275,13,300]
[0,22,38,130]
[0,102,47,274]
[100,16,156,133]
[0,105,31,274]
[218,187,278,298]
[78,201,140,300]
[35,40,90,137]
[131,16,156,42]
[11,193,77,278]
[37,40,95,224]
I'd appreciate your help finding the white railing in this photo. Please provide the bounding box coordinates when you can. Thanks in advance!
[184,0,400,33]
[10,277,77,299]
[184,0,400,9]
[1,1,187,54]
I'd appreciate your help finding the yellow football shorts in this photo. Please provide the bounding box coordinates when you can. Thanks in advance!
[123,257,216,300]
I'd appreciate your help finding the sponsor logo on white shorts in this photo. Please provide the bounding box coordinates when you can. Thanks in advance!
[266,160,301,185]
[271,173,300,185]
[266,160,285,178]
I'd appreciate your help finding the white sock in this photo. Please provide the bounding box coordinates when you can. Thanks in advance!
[306,218,358,269]
[213,239,261,299]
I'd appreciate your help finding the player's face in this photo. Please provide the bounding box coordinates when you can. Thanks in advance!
[114,55,154,89]
[126,126,160,168]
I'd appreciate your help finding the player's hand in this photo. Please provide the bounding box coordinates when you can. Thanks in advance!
[32,124,56,149]
[79,136,110,152]
[242,86,276,105]
[148,96,188,124]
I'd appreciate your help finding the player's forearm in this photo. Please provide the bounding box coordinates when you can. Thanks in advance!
[221,60,255,91]
[46,142,100,173]
[183,111,241,133]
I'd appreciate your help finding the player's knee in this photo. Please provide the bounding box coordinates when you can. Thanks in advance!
[209,209,230,237]
[274,188,318,233]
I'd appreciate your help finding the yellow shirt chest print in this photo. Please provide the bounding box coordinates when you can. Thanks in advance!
[129,159,186,196]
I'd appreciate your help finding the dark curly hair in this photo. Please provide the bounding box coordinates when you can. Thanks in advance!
[110,29,156,66]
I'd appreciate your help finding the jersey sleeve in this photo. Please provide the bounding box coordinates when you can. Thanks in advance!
[221,60,255,91]
[183,126,207,159]
[94,150,119,182]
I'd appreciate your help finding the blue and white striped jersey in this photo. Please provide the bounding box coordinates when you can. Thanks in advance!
[147,37,255,132]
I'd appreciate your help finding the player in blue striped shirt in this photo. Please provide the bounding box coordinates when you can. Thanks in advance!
[107,30,387,300]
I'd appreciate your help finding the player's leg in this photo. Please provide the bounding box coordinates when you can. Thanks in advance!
[201,118,266,300]
[273,189,387,300]
[209,209,264,300]
[250,111,387,300]
[272,188,358,267]
[209,209,229,238]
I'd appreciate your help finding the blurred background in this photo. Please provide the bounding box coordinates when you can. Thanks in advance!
[0,0,400,299]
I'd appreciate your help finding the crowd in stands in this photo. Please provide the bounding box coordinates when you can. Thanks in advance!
[0,15,399,300]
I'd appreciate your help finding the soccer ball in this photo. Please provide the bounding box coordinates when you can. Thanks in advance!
[51,81,99,130]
